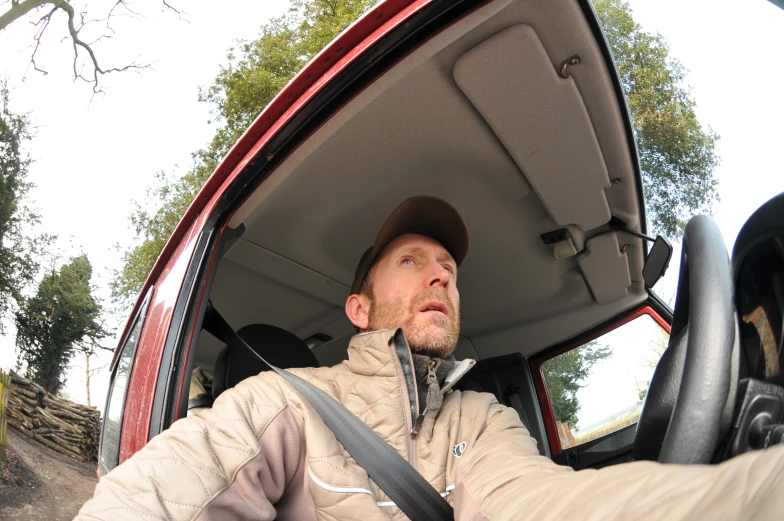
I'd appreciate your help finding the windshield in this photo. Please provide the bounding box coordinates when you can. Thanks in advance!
[593,0,784,305]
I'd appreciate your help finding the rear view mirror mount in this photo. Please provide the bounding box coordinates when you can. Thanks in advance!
[608,218,673,288]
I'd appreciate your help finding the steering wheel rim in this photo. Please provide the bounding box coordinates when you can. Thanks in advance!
[634,215,735,464]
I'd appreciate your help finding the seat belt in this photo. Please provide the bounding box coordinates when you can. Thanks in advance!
[202,303,454,521]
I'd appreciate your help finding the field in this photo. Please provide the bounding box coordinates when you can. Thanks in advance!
[572,409,641,447]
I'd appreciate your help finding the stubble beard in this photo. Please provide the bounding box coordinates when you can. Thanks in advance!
[367,287,460,357]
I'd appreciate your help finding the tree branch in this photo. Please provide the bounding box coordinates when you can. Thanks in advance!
[161,1,180,15]
[27,4,57,75]
[0,0,51,31]
[3,0,183,93]
[57,0,147,93]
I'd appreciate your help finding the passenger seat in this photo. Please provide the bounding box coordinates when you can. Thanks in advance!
[212,324,320,400]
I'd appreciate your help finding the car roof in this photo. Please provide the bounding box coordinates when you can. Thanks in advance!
[179,0,649,367]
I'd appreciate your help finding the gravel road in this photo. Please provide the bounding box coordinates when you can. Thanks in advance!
[0,428,97,520]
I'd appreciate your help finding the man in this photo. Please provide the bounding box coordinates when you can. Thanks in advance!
[77,196,784,520]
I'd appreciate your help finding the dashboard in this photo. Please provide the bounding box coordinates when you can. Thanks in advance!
[735,233,784,383]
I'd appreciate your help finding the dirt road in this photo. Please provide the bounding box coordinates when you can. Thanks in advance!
[0,428,97,520]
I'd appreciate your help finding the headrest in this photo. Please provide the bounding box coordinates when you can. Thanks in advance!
[212,324,319,400]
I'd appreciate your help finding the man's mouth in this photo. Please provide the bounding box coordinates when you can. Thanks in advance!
[420,300,448,316]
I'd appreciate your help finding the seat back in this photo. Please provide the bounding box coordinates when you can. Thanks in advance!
[212,323,319,399]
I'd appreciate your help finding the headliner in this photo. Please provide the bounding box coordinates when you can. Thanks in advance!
[196,0,648,369]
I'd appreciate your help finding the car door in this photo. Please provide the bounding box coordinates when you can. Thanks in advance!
[529,303,671,469]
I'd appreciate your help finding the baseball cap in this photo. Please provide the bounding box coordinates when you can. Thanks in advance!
[350,196,469,295]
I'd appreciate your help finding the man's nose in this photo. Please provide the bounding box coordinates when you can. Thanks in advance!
[426,262,451,288]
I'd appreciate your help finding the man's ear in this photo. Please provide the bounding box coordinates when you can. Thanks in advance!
[345,293,371,331]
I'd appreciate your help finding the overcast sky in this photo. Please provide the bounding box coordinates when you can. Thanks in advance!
[0,0,783,420]
[0,0,289,406]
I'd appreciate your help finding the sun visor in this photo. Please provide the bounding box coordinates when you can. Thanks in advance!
[453,25,611,231]
[576,232,631,305]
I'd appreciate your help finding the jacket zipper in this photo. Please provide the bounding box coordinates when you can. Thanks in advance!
[391,331,476,468]
[410,361,436,436]
[391,329,419,468]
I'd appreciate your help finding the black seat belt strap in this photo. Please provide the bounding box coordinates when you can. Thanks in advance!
[202,303,454,521]
[188,394,214,410]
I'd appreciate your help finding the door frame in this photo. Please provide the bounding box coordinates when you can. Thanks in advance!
[529,302,671,456]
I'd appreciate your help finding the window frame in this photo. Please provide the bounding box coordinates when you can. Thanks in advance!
[529,304,671,456]
[98,286,154,475]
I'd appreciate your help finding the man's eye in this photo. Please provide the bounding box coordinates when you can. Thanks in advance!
[401,258,414,265]
[443,265,455,274]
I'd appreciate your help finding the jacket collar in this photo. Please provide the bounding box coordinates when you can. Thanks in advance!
[345,328,475,390]
[345,329,401,377]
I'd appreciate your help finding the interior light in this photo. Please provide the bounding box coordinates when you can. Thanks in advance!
[540,228,578,259]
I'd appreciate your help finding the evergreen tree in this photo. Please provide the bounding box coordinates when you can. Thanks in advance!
[594,0,720,237]
[541,341,612,428]
[15,255,107,394]
[0,81,49,330]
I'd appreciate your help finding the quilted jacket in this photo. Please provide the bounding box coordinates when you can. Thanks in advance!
[75,328,784,520]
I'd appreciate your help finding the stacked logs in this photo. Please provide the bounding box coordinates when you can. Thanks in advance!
[4,371,101,462]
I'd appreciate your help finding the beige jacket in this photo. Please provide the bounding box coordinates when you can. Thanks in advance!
[77,329,784,521]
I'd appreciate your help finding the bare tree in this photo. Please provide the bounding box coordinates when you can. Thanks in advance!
[636,327,670,402]
[74,318,114,407]
[0,1,182,93]
[78,343,104,407]
[70,338,112,407]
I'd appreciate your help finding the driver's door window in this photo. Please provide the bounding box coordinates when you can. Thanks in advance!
[540,313,670,450]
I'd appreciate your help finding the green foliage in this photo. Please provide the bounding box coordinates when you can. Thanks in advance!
[593,0,720,238]
[15,255,107,394]
[111,169,200,302]
[199,0,375,152]
[541,341,612,428]
[0,81,50,331]
[112,0,377,304]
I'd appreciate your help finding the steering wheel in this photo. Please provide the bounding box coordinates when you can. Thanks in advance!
[633,215,737,464]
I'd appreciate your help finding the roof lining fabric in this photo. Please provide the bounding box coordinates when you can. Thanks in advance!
[453,24,612,232]
[204,0,648,360]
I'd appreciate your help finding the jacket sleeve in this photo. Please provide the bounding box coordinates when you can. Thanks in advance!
[453,397,784,521]
[75,374,312,521]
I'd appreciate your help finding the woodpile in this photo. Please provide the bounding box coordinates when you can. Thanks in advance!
[0,370,9,460]
[4,371,101,463]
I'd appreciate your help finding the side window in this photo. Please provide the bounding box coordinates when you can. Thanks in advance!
[540,313,669,450]
[99,295,148,473]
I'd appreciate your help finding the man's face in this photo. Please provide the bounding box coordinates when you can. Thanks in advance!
[364,234,460,357]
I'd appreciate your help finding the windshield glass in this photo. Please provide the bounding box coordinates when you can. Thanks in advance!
[593,0,784,304]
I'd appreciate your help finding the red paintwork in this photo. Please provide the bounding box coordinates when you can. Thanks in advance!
[529,305,672,456]
[111,0,483,468]
[172,224,229,421]
[117,215,206,465]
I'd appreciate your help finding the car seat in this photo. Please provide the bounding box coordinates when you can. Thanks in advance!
[212,323,320,400]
